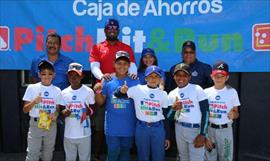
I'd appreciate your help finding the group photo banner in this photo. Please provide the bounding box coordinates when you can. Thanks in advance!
[0,0,269,71]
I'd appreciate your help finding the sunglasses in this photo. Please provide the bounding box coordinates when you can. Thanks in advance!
[106,25,118,30]
[183,51,195,54]
[116,51,130,58]
[69,65,83,71]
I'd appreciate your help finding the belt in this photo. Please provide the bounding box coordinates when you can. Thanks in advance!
[209,123,229,129]
[177,121,200,128]
[137,120,162,127]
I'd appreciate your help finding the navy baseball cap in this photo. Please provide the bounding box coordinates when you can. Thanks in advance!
[182,40,196,51]
[145,65,163,77]
[38,60,54,71]
[105,19,119,29]
[68,62,83,76]
[115,51,130,62]
[212,61,229,76]
[142,48,155,57]
[173,63,190,75]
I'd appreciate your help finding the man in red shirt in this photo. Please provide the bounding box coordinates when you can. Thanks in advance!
[89,18,137,161]
[90,18,137,81]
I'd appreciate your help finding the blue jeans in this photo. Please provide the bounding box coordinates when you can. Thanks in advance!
[135,120,165,161]
[106,135,133,161]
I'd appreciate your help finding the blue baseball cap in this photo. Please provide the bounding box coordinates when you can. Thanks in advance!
[142,48,155,57]
[145,65,163,77]
[105,18,119,29]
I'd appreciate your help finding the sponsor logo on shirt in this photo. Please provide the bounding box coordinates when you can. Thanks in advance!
[140,98,161,116]
[72,95,77,100]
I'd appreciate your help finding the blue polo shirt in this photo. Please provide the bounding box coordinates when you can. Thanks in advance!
[102,75,139,136]
[30,53,73,90]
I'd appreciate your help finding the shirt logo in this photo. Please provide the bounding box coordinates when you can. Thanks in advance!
[217,64,224,69]
[44,91,49,97]
[215,95,221,100]
[191,70,198,77]
[252,23,270,51]
[149,93,155,98]
[0,26,9,51]
[72,95,77,100]
[180,93,184,98]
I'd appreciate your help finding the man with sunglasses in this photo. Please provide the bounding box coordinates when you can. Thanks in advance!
[89,18,137,161]
[166,40,213,92]
[90,18,137,81]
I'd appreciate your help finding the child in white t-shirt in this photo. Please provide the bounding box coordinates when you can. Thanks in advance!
[204,61,240,161]
[23,60,63,161]
[118,65,169,161]
[61,63,95,161]
[167,63,209,161]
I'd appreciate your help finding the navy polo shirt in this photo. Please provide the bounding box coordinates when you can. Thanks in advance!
[30,53,73,90]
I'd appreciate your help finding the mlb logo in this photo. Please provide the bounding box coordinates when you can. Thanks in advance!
[0,26,10,51]
[252,23,270,51]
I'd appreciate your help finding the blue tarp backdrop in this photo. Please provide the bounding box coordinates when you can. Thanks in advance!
[0,0,270,71]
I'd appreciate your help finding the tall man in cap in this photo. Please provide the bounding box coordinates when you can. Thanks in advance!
[89,18,137,161]
[166,40,213,92]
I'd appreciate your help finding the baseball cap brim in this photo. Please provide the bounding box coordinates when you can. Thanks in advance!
[68,70,82,76]
[38,60,54,71]
[145,71,162,77]
[115,56,130,62]
[211,70,229,76]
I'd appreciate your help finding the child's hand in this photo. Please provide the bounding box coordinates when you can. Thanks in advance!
[164,139,171,150]
[205,138,214,151]
[193,134,206,148]
[120,81,128,94]
[228,107,239,120]
[172,96,182,111]
[34,92,42,104]
[93,81,104,94]
[102,73,112,81]
[49,113,57,121]
[62,108,71,117]
[129,73,137,80]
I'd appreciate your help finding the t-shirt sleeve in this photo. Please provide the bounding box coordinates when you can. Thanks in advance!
[88,89,96,104]
[232,89,241,107]
[196,85,208,101]
[89,45,100,63]
[56,90,65,106]
[127,86,137,98]
[161,91,169,108]
[61,91,67,106]
[167,92,175,106]
[23,85,33,102]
